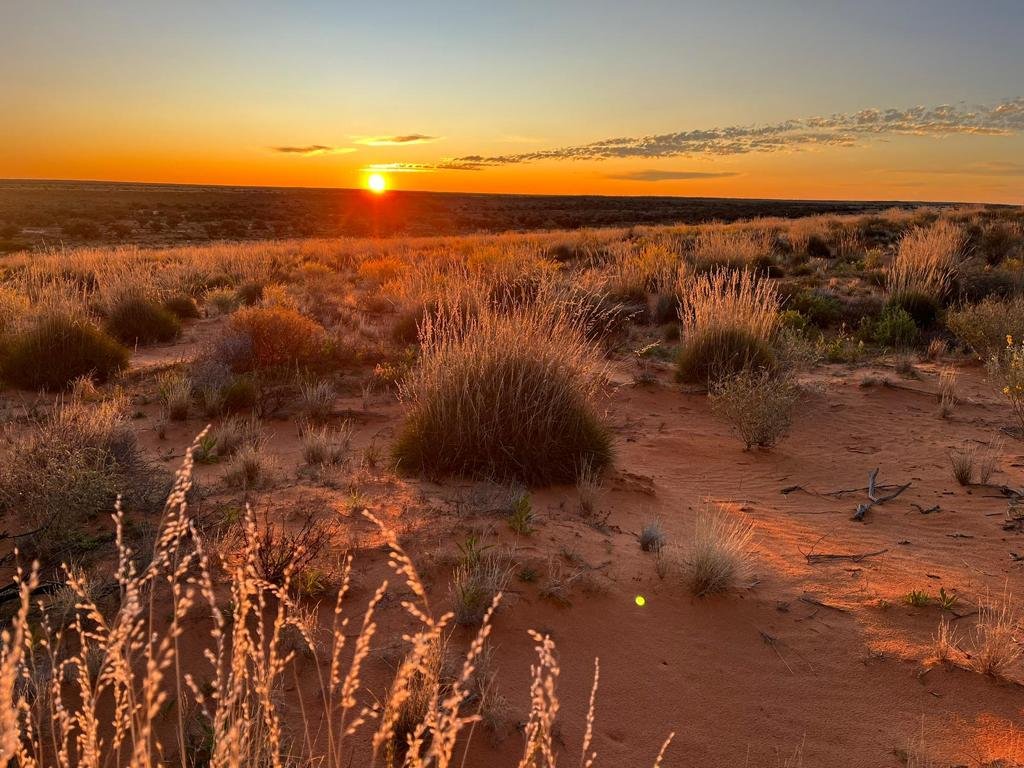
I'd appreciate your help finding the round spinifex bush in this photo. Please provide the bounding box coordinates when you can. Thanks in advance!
[105,297,181,345]
[676,268,780,385]
[677,326,776,384]
[393,302,612,484]
[1,312,129,390]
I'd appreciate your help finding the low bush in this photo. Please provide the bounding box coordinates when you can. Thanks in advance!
[163,294,201,319]
[0,395,168,561]
[710,369,799,449]
[394,301,612,483]
[1,312,129,390]
[948,296,1024,359]
[227,306,326,371]
[104,297,181,345]
[873,306,919,348]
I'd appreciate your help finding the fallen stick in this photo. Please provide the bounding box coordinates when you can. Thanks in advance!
[852,468,911,521]
[805,548,889,564]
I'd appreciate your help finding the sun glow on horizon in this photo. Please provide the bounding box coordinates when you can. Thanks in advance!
[367,173,387,193]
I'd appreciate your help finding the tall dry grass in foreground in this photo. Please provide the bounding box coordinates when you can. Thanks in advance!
[0,438,673,767]
[676,268,780,384]
[394,298,612,483]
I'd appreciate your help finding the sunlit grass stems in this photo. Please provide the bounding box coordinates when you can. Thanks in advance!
[394,299,612,484]
[676,267,780,385]
[0,437,673,768]
[886,220,964,327]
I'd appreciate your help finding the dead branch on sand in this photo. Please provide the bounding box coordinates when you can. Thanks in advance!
[851,468,911,521]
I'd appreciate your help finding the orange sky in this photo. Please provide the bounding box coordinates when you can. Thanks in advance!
[2,2,1023,203]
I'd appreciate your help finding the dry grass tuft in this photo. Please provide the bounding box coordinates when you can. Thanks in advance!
[677,267,779,384]
[949,442,976,486]
[684,506,755,596]
[394,299,612,483]
[969,591,1023,678]
[887,220,964,322]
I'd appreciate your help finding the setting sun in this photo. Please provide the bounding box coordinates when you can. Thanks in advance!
[367,173,387,193]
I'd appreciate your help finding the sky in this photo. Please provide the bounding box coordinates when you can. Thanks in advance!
[2,0,1023,202]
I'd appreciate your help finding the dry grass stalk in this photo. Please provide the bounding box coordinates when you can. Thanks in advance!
[684,506,755,596]
[937,367,957,418]
[949,442,976,486]
[969,591,1023,678]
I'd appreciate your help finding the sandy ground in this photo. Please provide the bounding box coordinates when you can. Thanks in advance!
[7,321,1024,767]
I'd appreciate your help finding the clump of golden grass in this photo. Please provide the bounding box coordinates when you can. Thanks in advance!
[710,369,799,450]
[887,220,964,306]
[223,442,273,489]
[932,617,961,664]
[604,240,679,299]
[937,367,957,418]
[227,305,327,371]
[0,438,672,767]
[969,591,1023,678]
[684,506,755,596]
[300,419,352,466]
[394,299,612,484]
[689,227,774,271]
[156,369,192,421]
[677,267,780,384]
[978,435,1004,484]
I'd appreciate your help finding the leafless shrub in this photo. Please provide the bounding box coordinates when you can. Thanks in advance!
[710,369,799,449]
[242,507,332,585]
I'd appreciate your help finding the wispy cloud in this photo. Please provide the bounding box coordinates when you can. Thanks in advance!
[605,169,739,182]
[448,98,1024,168]
[365,161,481,173]
[356,134,440,146]
[271,145,355,156]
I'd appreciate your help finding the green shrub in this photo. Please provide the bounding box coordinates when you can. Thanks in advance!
[785,290,842,328]
[873,306,919,348]
[105,298,181,345]
[948,296,1024,359]
[1,313,129,390]
[886,291,940,328]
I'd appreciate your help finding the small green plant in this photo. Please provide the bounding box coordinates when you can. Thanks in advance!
[507,491,535,535]
[905,589,930,607]
[873,306,919,348]
[938,587,958,611]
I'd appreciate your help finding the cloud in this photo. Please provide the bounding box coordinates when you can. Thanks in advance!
[356,134,440,146]
[271,145,355,156]
[448,98,1024,168]
[605,169,739,182]
[364,161,481,173]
